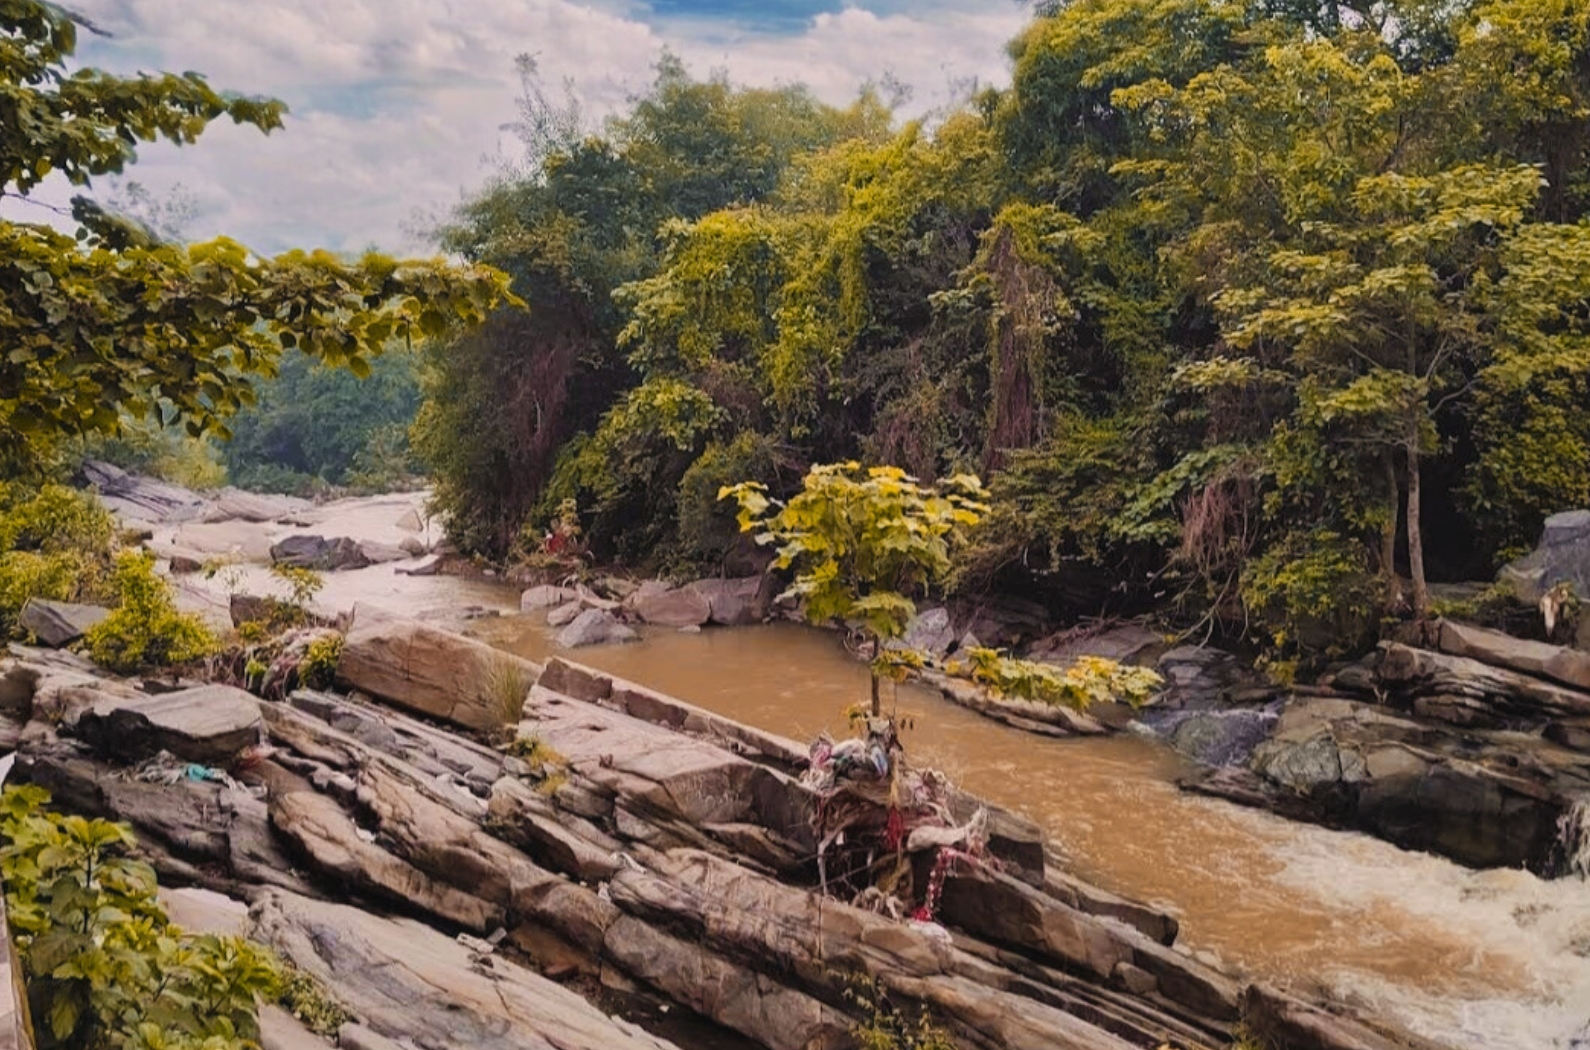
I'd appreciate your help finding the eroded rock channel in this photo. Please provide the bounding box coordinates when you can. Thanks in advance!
[0,614,1449,1050]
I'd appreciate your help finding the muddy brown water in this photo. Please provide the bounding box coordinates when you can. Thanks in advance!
[154,492,1590,1050]
[473,617,1590,1050]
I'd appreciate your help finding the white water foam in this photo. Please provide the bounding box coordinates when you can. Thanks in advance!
[1560,799,1590,881]
[1271,819,1590,1050]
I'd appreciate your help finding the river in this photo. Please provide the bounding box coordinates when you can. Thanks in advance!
[158,491,1590,1050]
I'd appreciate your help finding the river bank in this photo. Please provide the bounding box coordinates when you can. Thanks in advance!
[50,473,1590,1048]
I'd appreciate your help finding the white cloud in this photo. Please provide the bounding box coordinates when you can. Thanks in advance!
[11,0,1028,254]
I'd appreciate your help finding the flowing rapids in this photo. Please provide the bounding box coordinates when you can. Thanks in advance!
[474,618,1590,1050]
[154,492,1590,1050]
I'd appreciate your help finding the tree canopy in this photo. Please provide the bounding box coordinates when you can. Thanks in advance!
[0,0,512,469]
[419,0,1590,655]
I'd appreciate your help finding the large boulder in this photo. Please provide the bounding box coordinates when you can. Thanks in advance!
[631,585,711,628]
[1168,708,1278,768]
[199,488,311,524]
[79,459,207,524]
[19,599,109,647]
[72,685,262,766]
[1434,619,1590,692]
[546,601,584,628]
[1500,509,1590,604]
[688,577,763,627]
[555,608,638,648]
[271,535,370,572]
[336,608,543,731]
[1187,693,1587,872]
[356,541,410,565]
[899,606,956,657]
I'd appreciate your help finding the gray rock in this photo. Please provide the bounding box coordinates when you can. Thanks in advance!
[398,535,427,557]
[631,586,710,628]
[397,556,442,577]
[229,593,280,628]
[1251,731,1346,793]
[901,606,956,656]
[198,488,312,524]
[688,577,763,626]
[337,608,543,732]
[168,555,204,574]
[357,541,410,565]
[546,601,584,627]
[251,891,680,1050]
[1436,619,1590,692]
[555,608,638,648]
[521,585,576,611]
[80,459,207,524]
[396,507,426,532]
[1168,709,1278,767]
[1030,624,1166,667]
[1500,509,1590,604]
[19,599,109,647]
[73,685,263,766]
[270,535,370,572]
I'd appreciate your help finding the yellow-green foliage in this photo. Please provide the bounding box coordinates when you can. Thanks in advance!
[0,785,302,1050]
[723,463,987,645]
[270,564,324,624]
[843,973,958,1050]
[1240,530,1379,657]
[297,633,343,691]
[84,551,215,672]
[946,648,1163,711]
[0,483,117,634]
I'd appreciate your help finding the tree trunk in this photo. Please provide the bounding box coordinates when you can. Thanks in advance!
[1405,425,1430,620]
[1381,452,1399,610]
[870,638,882,717]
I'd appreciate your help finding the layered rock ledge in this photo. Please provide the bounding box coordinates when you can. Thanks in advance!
[0,621,1451,1050]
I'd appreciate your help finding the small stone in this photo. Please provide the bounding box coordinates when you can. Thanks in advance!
[555,609,638,649]
[547,602,583,628]
[19,599,109,647]
[521,585,575,611]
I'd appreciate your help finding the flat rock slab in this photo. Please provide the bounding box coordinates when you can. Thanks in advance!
[74,685,262,765]
[337,608,543,732]
[631,586,711,628]
[20,598,109,647]
[251,890,681,1050]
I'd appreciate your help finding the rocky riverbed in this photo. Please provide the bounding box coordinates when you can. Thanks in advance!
[0,618,1452,1050]
[27,465,1590,1049]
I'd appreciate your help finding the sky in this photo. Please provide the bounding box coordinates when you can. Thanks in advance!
[11,0,1035,256]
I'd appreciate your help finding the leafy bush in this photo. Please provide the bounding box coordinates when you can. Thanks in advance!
[674,432,779,569]
[945,648,1163,711]
[843,973,958,1050]
[270,565,325,625]
[84,551,216,672]
[297,633,344,691]
[0,786,286,1049]
[0,484,117,633]
[724,462,988,716]
[1240,530,1380,658]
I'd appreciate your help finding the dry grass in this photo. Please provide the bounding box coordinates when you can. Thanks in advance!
[481,654,536,729]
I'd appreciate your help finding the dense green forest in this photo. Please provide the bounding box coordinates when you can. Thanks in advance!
[412,0,1590,657]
